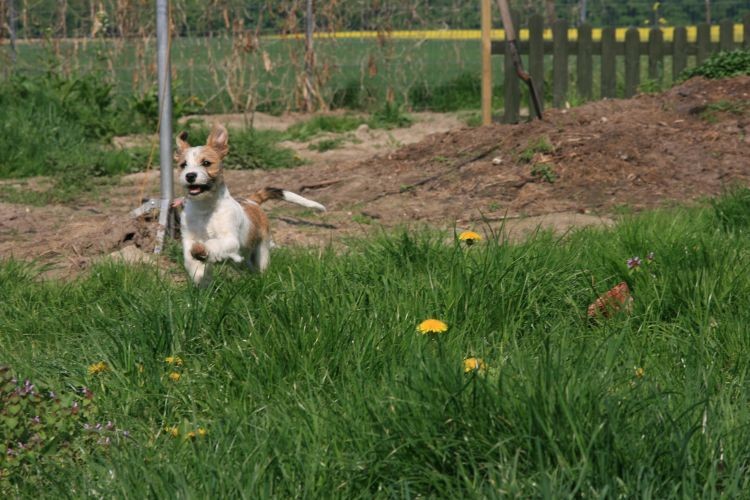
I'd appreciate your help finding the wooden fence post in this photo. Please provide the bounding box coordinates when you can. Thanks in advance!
[648,28,664,84]
[696,22,711,63]
[503,9,521,123]
[552,18,568,108]
[577,22,593,101]
[673,27,688,80]
[481,0,492,125]
[600,27,616,98]
[528,13,545,113]
[719,18,734,52]
[624,28,640,98]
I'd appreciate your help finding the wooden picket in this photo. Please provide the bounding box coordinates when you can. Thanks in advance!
[487,12,750,124]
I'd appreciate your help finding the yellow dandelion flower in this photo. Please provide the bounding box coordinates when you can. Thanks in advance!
[417,319,448,335]
[168,372,181,382]
[88,361,108,376]
[463,357,487,373]
[458,231,482,246]
[634,367,645,378]
[186,431,196,440]
[164,356,184,366]
[197,428,207,437]
[167,426,179,437]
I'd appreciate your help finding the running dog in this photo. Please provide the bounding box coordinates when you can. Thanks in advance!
[175,124,325,285]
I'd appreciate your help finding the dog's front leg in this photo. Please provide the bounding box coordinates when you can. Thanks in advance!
[183,242,211,286]
[202,233,243,263]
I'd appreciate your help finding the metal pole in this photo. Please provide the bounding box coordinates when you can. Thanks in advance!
[155,0,173,253]
[9,0,18,67]
[304,0,314,112]
[579,0,587,25]
[480,0,492,125]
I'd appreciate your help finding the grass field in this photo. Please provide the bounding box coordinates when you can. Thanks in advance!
[8,35,692,114]
[3,191,750,497]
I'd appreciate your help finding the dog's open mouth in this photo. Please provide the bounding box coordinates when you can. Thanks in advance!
[187,184,211,196]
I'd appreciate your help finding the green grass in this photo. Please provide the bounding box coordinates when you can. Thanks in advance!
[518,136,554,163]
[4,191,750,496]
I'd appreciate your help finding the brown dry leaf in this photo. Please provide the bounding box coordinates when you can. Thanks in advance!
[587,281,633,319]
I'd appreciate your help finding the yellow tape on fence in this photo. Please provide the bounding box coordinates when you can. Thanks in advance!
[268,25,745,43]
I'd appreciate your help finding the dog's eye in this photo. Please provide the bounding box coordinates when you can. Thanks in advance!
[179,162,187,169]
[201,160,212,167]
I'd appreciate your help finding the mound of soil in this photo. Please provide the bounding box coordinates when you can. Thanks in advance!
[1,76,748,278]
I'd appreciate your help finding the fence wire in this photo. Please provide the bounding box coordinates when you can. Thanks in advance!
[1,1,749,113]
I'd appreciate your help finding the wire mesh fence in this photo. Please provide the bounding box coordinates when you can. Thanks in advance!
[1,1,749,114]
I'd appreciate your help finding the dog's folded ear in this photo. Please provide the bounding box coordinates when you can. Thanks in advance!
[176,131,190,155]
[207,124,229,157]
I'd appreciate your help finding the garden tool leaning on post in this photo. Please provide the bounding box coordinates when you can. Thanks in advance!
[495,0,543,120]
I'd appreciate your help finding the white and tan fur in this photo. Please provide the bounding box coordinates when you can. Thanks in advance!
[175,124,325,285]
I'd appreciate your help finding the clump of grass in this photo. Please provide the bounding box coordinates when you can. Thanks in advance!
[711,185,750,232]
[518,136,554,163]
[530,163,557,183]
[0,73,156,181]
[285,115,364,142]
[698,99,750,123]
[308,137,347,152]
[367,102,413,129]
[184,126,301,170]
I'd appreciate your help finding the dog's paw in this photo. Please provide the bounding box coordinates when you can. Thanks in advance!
[190,242,209,261]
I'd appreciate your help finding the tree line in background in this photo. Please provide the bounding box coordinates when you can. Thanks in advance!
[0,0,748,39]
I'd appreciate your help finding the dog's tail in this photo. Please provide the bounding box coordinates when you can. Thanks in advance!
[247,187,326,211]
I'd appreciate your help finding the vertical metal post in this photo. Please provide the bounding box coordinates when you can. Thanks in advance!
[155,0,173,253]
[9,0,18,67]
[579,0,587,25]
[480,0,492,126]
[303,0,315,112]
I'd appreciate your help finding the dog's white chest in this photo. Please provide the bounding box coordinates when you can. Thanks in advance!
[182,198,247,241]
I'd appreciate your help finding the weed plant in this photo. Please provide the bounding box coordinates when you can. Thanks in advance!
[2,191,750,496]
[680,50,750,80]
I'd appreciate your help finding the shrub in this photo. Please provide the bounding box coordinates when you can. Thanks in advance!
[0,366,126,493]
[680,50,750,80]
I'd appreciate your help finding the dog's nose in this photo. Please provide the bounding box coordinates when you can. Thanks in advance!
[185,172,197,183]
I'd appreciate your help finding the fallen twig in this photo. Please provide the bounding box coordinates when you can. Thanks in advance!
[299,178,346,192]
[275,216,337,229]
[366,144,500,203]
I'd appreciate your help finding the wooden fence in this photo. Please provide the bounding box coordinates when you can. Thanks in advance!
[486,12,750,123]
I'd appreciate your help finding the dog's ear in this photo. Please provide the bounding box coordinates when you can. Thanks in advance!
[207,124,229,157]
[175,131,190,154]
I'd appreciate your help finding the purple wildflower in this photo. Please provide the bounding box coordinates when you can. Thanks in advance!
[122,430,130,437]
[48,391,57,399]
[6,448,15,457]
[95,423,103,431]
[627,256,642,269]
[31,415,41,425]
[105,421,115,431]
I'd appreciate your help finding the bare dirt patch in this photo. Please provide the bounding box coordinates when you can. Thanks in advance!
[2,76,749,278]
